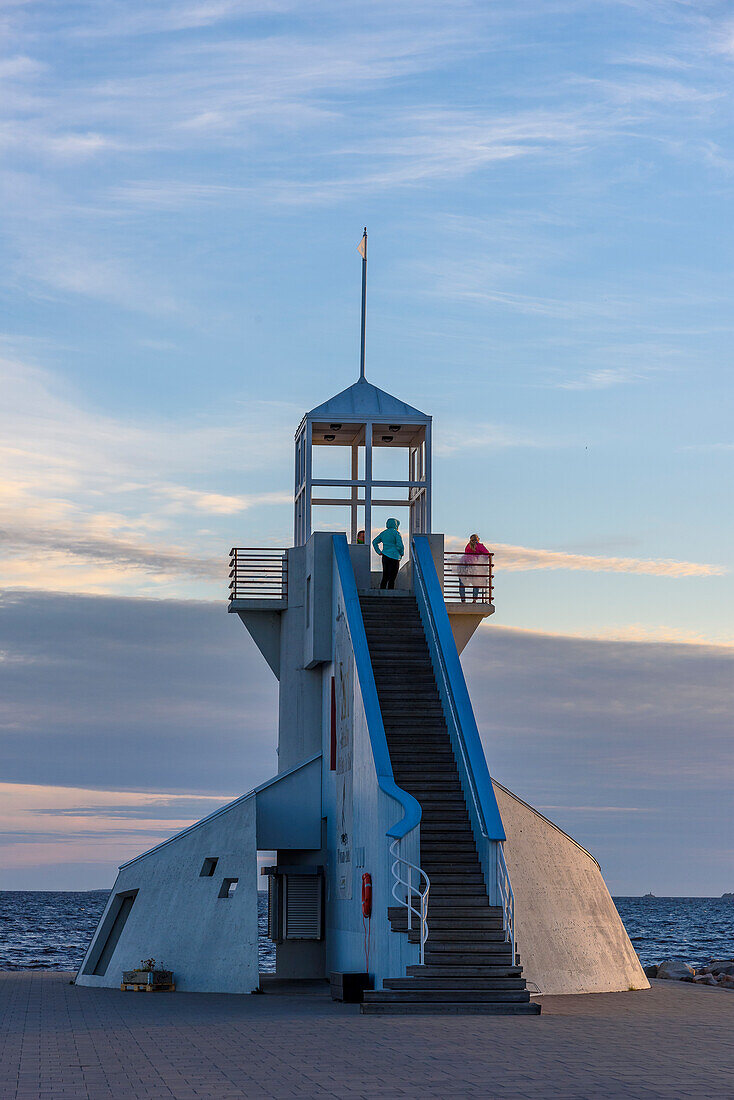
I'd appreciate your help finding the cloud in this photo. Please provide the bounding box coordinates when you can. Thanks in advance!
[0,354,296,594]
[70,0,294,39]
[446,536,725,578]
[558,367,642,390]
[436,423,550,455]
[0,592,732,892]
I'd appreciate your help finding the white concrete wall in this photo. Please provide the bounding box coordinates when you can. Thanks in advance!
[493,781,649,995]
[76,794,259,994]
[277,544,324,770]
[321,566,420,987]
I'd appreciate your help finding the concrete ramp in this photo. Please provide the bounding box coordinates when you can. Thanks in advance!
[493,781,649,995]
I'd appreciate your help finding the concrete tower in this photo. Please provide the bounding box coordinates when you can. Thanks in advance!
[77,248,647,1010]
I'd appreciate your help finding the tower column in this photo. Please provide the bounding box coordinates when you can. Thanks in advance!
[364,421,372,547]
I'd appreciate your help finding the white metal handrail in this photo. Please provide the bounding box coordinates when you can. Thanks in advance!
[497,842,515,961]
[389,837,430,966]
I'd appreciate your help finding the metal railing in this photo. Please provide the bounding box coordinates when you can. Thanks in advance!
[228,548,288,602]
[443,550,494,604]
[390,837,430,966]
[497,842,515,962]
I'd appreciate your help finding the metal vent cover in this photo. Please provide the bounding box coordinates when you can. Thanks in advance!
[284,874,322,940]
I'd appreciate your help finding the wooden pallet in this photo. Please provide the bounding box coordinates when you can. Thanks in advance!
[121,982,176,992]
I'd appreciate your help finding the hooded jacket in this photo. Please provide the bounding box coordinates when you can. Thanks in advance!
[372,518,404,560]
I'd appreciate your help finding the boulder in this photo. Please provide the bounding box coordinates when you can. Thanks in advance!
[708,960,734,977]
[693,974,718,986]
[643,964,658,979]
[656,959,695,981]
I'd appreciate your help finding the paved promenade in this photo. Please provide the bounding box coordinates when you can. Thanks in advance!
[1,972,731,1099]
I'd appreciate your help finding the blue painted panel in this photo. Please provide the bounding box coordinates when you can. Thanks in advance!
[412,535,505,842]
[332,534,421,840]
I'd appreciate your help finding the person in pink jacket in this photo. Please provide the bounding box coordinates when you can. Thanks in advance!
[459,533,491,602]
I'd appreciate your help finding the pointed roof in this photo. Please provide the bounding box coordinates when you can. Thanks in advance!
[306,377,429,423]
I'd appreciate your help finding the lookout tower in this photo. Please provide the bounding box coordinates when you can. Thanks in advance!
[77,234,649,1010]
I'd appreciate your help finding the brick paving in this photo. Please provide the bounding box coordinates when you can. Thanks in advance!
[1,972,732,1099]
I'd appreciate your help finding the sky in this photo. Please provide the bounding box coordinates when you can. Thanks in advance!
[1,0,733,893]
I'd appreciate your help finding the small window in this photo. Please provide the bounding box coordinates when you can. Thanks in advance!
[219,877,238,899]
[200,857,218,877]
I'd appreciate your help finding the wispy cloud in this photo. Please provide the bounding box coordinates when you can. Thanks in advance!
[446,536,725,578]
[0,355,295,594]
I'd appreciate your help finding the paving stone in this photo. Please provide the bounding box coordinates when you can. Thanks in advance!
[1,973,733,1099]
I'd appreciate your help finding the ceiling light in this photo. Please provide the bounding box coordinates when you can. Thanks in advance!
[382,435,393,442]
[329,423,342,431]
[324,434,335,441]
[389,425,401,431]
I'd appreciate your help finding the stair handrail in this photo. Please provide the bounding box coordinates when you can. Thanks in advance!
[412,535,515,944]
[389,837,430,966]
[496,841,515,959]
[411,537,505,844]
[332,534,422,841]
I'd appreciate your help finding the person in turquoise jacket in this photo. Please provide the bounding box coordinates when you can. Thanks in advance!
[372,518,404,590]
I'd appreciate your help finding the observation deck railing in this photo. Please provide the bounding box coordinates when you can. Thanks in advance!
[228,548,288,602]
[443,550,494,604]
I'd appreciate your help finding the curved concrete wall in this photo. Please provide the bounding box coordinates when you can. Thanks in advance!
[493,781,649,996]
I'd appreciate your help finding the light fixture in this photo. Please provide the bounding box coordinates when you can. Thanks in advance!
[329,423,342,431]
[381,435,393,442]
[324,434,335,441]
[389,425,401,431]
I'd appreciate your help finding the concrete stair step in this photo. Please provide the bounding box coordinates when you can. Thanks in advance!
[426,881,487,892]
[422,865,482,877]
[426,899,490,911]
[425,885,488,897]
[405,787,465,797]
[425,952,515,966]
[395,767,459,777]
[389,909,499,927]
[426,941,515,950]
[420,848,478,859]
[418,844,481,853]
[393,756,455,765]
[384,977,526,991]
[421,849,479,858]
[407,964,522,977]
[384,717,448,725]
[424,930,507,943]
[361,1002,540,1016]
[400,776,463,784]
[364,989,530,1004]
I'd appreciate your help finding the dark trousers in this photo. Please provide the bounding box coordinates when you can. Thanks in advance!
[380,555,400,590]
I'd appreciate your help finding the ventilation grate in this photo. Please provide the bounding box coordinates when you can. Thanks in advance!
[284,874,322,939]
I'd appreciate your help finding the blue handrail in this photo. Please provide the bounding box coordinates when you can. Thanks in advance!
[412,535,505,841]
[332,534,422,840]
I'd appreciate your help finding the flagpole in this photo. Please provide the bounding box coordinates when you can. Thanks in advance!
[359,227,367,380]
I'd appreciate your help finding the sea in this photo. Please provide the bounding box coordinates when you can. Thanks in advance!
[0,892,732,973]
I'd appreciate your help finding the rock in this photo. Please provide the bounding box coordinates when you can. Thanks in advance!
[693,975,718,986]
[643,964,658,979]
[707,960,734,977]
[656,959,695,981]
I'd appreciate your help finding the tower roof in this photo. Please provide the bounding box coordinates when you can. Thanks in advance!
[306,377,429,423]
